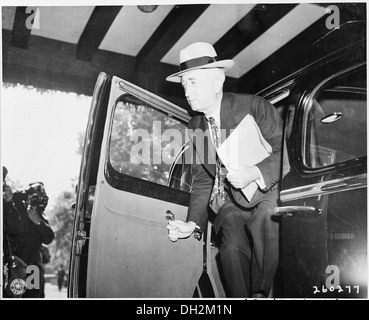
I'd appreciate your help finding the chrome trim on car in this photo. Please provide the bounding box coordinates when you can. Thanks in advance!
[69,72,109,298]
[117,78,191,123]
[168,139,191,184]
[280,173,367,202]
[262,79,294,104]
[273,206,320,217]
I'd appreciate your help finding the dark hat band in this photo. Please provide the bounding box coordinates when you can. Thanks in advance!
[179,56,218,72]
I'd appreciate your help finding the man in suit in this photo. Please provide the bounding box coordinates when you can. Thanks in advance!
[166,42,285,298]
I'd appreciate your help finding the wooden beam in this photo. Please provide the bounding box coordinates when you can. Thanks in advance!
[214,4,297,61]
[11,6,33,48]
[76,6,122,61]
[2,30,188,109]
[135,4,210,72]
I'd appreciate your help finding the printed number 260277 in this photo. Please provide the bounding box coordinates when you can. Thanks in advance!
[313,285,360,294]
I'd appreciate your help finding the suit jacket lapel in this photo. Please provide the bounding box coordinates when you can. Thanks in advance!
[220,93,238,142]
[188,94,241,175]
[188,115,216,174]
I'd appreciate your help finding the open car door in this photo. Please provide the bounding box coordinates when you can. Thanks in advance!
[69,73,204,298]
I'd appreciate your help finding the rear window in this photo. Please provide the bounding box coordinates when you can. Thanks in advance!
[303,66,366,168]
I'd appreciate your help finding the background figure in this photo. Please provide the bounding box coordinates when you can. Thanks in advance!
[2,166,25,298]
[57,264,66,292]
[39,244,51,298]
[2,167,21,251]
[12,182,55,298]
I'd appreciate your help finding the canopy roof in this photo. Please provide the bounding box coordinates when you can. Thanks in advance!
[2,3,365,109]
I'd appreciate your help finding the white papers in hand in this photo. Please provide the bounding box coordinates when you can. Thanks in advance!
[217,114,272,201]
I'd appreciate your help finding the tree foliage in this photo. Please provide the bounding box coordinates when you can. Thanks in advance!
[109,97,186,185]
[47,189,75,272]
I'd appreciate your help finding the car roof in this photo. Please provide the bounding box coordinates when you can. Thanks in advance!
[257,20,366,101]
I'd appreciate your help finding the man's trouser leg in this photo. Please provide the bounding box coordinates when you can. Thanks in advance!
[216,200,252,297]
[246,200,279,297]
[215,198,279,298]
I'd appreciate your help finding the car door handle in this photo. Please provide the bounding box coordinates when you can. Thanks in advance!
[273,206,321,217]
[165,210,175,221]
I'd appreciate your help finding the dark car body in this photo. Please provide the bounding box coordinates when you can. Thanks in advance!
[68,21,366,298]
[259,21,367,298]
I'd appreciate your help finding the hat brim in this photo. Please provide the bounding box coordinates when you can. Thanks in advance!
[166,59,234,83]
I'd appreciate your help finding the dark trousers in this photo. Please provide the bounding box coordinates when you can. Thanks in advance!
[214,196,279,298]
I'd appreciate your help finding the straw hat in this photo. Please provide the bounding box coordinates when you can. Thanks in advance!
[166,42,234,83]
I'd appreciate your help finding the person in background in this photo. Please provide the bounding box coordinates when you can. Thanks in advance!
[2,166,26,298]
[39,244,51,298]
[2,166,21,249]
[57,264,66,292]
[12,182,55,298]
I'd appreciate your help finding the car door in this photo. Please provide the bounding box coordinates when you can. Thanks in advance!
[69,73,204,298]
[277,63,367,298]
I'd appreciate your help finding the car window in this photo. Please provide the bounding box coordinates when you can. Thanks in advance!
[109,94,186,187]
[304,66,366,168]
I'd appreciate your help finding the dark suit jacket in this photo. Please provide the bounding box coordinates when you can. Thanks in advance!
[186,93,285,231]
[12,192,55,268]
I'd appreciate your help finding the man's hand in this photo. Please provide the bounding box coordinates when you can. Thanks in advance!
[226,165,260,189]
[27,207,42,225]
[167,220,196,242]
[3,184,13,202]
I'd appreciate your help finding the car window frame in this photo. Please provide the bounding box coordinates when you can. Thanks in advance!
[295,62,367,178]
[103,79,192,205]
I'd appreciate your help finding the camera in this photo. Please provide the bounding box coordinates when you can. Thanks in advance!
[24,182,49,211]
[29,193,49,210]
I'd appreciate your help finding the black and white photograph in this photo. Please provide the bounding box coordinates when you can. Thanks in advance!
[1,0,367,304]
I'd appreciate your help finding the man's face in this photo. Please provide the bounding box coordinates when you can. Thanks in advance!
[181,69,218,115]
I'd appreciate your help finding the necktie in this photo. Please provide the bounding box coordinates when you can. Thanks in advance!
[208,117,225,213]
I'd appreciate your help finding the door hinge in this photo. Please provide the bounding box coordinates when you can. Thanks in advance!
[75,230,89,255]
